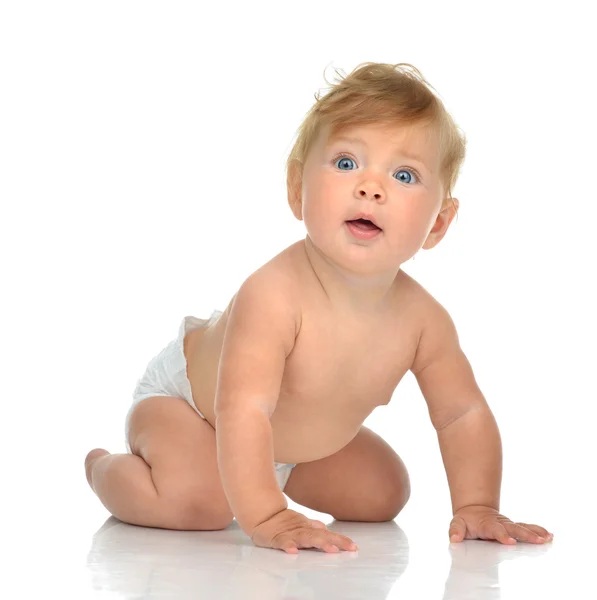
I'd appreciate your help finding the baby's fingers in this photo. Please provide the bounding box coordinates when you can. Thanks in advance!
[449,515,467,542]
[279,540,300,554]
[516,523,554,542]
[504,523,553,544]
[277,529,357,553]
[301,529,357,553]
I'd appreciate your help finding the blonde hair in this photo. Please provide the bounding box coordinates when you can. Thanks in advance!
[286,62,466,215]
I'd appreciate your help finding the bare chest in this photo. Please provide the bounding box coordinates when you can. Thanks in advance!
[184,267,423,462]
[276,310,418,422]
[184,306,418,462]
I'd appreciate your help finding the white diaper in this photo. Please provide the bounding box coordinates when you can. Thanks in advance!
[125,311,296,491]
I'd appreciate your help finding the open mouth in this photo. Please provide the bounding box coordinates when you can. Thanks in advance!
[346,218,381,231]
[345,219,382,240]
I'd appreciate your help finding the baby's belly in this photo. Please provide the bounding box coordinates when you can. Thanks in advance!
[185,323,382,464]
[268,403,375,464]
[189,372,370,464]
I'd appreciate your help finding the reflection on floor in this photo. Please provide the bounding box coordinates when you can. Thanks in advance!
[83,512,573,599]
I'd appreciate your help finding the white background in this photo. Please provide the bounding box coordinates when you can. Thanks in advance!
[1,1,595,597]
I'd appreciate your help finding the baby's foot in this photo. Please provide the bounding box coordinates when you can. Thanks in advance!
[85,448,110,489]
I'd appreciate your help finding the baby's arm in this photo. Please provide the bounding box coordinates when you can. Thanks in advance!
[411,296,500,513]
[411,295,552,544]
[215,274,297,534]
[215,274,359,553]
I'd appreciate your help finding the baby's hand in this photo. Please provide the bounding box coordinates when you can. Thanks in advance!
[250,508,358,553]
[449,505,554,544]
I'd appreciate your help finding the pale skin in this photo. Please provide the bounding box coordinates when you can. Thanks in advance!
[85,121,553,552]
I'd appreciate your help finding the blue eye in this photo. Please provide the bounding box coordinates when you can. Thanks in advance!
[333,154,419,184]
[335,156,356,171]
[394,169,418,184]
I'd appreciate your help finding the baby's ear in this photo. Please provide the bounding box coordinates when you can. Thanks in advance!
[422,198,459,250]
[287,160,303,221]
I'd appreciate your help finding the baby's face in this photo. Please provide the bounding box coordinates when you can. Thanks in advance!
[299,122,444,273]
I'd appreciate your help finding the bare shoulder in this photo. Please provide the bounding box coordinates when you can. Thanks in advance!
[214,245,306,417]
[228,242,304,344]
[395,269,440,319]
[398,271,450,325]
[399,272,459,375]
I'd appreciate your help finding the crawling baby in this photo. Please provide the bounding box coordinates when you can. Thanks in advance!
[85,61,553,553]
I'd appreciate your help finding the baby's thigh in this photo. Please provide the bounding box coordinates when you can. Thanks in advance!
[128,396,232,524]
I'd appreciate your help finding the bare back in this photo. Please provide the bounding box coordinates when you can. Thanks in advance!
[184,240,424,464]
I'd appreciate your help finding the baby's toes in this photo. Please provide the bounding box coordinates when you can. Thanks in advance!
[85,448,110,488]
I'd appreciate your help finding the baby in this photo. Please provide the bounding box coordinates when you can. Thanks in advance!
[85,62,553,553]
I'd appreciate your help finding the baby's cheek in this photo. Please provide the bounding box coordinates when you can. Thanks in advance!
[303,198,332,231]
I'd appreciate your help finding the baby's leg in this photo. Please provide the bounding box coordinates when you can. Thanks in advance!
[84,396,233,530]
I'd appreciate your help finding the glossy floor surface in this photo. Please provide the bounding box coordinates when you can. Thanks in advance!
[8,481,593,599]
[82,516,590,599]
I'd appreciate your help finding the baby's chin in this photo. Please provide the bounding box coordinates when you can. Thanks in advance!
[325,245,405,277]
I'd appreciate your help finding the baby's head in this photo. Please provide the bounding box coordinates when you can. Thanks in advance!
[286,63,467,266]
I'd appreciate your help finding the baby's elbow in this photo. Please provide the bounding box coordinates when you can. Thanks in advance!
[434,401,489,432]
